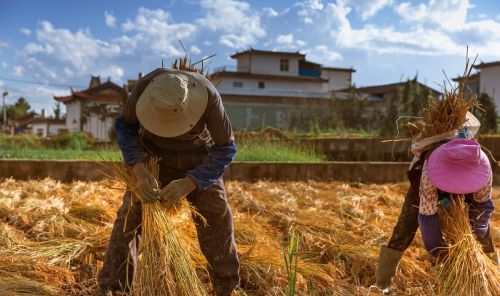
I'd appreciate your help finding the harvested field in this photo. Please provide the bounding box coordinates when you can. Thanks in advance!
[0,178,498,295]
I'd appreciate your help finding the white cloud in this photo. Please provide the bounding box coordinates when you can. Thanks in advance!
[20,28,31,36]
[63,67,74,77]
[197,0,266,48]
[309,0,324,10]
[13,66,25,76]
[275,33,307,49]
[341,0,393,20]
[395,0,468,31]
[95,65,124,82]
[120,7,196,57]
[0,42,9,48]
[276,34,294,45]
[263,7,279,17]
[307,45,342,62]
[26,21,120,72]
[105,11,116,28]
[289,0,500,59]
[296,0,325,24]
[190,45,202,55]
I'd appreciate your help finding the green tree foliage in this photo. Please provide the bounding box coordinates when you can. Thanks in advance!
[5,97,31,121]
[473,93,497,134]
[380,77,432,137]
[53,102,63,119]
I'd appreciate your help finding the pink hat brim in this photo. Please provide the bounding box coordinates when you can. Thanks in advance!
[427,140,491,194]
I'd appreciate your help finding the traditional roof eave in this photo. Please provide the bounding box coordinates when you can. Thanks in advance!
[321,67,356,73]
[473,61,500,69]
[231,48,305,59]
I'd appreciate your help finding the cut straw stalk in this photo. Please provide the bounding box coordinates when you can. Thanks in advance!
[413,54,478,139]
[103,158,207,296]
[437,197,500,296]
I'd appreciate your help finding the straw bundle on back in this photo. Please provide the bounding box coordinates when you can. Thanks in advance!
[413,55,478,139]
[437,197,500,296]
[105,158,207,296]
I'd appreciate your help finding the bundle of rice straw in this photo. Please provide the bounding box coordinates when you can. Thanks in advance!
[437,197,500,296]
[105,158,207,296]
[412,53,478,139]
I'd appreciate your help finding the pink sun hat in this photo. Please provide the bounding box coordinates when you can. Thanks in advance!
[427,139,491,194]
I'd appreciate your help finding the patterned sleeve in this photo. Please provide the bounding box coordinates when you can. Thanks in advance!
[473,172,492,203]
[419,160,439,215]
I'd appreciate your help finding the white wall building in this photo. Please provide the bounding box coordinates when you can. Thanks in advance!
[27,119,66,137]
[474,61,500,114]
[212,49,356,130]
[55,76,125,142]
[215,49,355,99]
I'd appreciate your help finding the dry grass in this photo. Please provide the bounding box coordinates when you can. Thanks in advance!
[437,197,500,296]
[0,178,497,295]
[411,55,479,139]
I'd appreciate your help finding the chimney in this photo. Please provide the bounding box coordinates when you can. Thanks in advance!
[138,72,143,79]
[41,109,45,119]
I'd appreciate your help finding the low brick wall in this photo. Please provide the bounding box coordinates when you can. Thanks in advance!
[300,136,500,161]
[1,160,499,184]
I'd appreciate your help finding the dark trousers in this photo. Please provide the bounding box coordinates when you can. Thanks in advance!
[387,162,495,253]
[99,149,240,295]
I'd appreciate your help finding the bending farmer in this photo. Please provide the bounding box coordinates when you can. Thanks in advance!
[376,124,498,290]
[99,68,240,296]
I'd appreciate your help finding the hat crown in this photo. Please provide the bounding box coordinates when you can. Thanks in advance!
[149,74,188,116]
[441,140,480,165]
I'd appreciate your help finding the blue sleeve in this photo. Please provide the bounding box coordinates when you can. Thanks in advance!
[116,116,143,165]
[469,199,494,238]
[187,141,237,190]
[418,213,445,257]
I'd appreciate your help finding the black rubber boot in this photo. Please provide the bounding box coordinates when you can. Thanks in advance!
[375,245,404,289]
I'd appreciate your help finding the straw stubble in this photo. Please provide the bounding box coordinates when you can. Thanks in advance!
[437,197,500,296]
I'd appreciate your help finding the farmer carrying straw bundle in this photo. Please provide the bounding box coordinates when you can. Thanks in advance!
[375,71,499,290]
[98,68,240,295]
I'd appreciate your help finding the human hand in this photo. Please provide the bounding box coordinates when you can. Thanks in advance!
[159,176,197,207]
[131,162,159,202]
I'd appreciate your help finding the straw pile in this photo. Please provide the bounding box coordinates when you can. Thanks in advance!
[104,158,207,296]
[437,197,500,296]
[411,55,478,139]
[0,178,498,295]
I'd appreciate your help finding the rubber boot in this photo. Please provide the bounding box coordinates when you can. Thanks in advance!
[486,251,499,265]
[375,246,404,289]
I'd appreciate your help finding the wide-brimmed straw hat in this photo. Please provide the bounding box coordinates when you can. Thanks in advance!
[136,70,208,137]
[427,138,491,194]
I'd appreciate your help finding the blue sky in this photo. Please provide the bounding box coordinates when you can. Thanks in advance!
[1,0,500,114]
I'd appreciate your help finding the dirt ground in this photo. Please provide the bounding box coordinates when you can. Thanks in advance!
[0,178,498,295]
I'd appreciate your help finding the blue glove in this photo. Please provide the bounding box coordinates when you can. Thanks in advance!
[440,197,451,209]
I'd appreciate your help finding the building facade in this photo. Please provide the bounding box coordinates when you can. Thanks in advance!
[474,61,500,114]
[54,76,126,142]
[27,118,66,137]
[213,49,355,130]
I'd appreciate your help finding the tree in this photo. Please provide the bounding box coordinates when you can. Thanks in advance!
[53,102,63,120]
[6,97,31,120]
[473,93,497,134]
[380,77,432,137]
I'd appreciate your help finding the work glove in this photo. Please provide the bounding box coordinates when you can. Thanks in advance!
[131,162,159,203]
[439,197,451,209]
[159,176,197,207]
